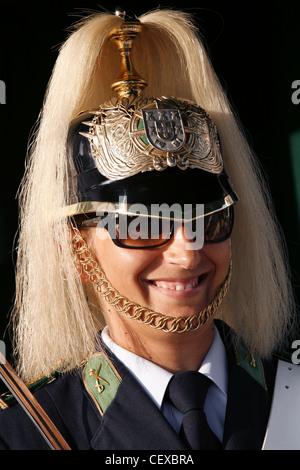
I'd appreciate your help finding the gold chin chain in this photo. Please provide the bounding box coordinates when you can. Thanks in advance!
[71,229,232,333]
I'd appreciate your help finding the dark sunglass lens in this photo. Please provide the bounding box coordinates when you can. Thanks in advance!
[204,207,233,242]
[115,215,173,247]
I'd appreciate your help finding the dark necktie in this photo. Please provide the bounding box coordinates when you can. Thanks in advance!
[165,370,221,450]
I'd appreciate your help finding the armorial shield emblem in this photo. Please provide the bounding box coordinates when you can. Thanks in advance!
[142,109,185,152]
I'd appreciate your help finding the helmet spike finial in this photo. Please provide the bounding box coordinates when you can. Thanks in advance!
[109,12,148,99]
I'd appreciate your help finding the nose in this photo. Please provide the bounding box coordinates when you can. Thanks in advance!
[163,224,202,270]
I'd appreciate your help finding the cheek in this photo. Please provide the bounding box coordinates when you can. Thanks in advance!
[90,232,156,293]
[205,240,231,284]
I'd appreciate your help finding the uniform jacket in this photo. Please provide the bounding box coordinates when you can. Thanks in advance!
[0,321,277,450]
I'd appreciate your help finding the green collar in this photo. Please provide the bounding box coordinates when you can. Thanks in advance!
[234,338,267,390]
[82,352,122,415]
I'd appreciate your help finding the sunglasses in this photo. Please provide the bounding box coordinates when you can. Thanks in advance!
[75,206,234,249]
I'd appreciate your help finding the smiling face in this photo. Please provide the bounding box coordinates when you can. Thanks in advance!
[83,224,231,327]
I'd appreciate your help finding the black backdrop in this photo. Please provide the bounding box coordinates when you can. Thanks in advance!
[0,1,300,362]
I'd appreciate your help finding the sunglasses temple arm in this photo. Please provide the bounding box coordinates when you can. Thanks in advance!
[0,351,71,450]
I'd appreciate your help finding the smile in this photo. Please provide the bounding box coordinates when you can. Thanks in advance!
[152,277,199,291]
[147,275,207,293]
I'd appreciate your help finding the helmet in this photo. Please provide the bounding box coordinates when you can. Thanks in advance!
[63,15,237,224]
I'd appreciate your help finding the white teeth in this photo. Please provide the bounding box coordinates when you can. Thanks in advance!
[159,283,170,290]
[176,285,185,291]
[153,277,199,291]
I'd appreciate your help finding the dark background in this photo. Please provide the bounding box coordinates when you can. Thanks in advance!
[0,1,299,367]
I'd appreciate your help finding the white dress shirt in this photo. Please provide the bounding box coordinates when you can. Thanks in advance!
[101,326,228,442]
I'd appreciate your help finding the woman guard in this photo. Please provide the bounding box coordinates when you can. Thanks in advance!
[0,9,298,450]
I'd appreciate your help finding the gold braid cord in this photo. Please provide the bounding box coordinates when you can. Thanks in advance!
[72,229,232,333]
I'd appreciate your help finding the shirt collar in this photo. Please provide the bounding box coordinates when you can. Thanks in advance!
[101,325,227,408]
[199,327,228,397]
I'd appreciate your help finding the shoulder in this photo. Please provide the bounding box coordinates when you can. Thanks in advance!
[215,319,278,390]
[0,364,92,416]
[0,369,59,411]
[0,350,124,450]
[0,369,64,450]
[0,367,91,450]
